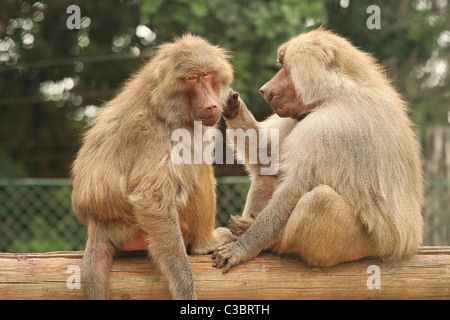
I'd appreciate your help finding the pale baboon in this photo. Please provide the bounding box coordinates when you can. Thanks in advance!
[213,28,423,272]
[72,34,235,299]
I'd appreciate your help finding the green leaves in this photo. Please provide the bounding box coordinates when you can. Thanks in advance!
[136,0,325,119]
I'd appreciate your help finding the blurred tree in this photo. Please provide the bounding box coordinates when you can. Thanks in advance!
[136,0,325,119]
[325,0,450,129]
[0,0,325,177]
[0,0,448,178]
[0,0,146,177]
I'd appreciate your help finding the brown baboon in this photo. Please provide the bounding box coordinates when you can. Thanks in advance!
[213,28,423,272]
[72,34,235,299]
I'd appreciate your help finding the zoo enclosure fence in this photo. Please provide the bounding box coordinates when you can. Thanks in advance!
[0,177,448,253]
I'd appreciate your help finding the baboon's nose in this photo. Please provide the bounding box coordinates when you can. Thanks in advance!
[206,104,217,111]
[260,85,272,103]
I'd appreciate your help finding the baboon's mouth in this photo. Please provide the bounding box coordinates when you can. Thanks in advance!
[198,113,221,126]
[199,114,220,120]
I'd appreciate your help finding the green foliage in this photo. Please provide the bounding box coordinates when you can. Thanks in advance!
[325,0,450,131]
[0,147,27,177]
[0,0,448,179]
[137,0,325,119]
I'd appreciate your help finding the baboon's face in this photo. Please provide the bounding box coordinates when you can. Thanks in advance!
[184,71,222,126]
[259,67,307,119]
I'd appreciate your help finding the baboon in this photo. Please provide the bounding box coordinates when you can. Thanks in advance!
[72,34,235,299]
[213,28,423,272]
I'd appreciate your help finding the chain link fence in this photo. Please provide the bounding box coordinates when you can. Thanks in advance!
[0,177,448,253]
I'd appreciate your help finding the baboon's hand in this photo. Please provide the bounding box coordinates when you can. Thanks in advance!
[223,90,241,119]
[212,240,255,273]
[214,227,239,248]
[189,227,237,255]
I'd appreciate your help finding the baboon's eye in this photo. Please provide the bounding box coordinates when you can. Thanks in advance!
[186,75,197,81]
[202,72,210,77]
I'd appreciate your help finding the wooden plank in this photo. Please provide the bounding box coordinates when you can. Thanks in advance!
[0,247,449,300]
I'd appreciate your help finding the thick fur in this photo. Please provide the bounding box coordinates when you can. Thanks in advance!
[72,34,235,299]
[215,29,423,271]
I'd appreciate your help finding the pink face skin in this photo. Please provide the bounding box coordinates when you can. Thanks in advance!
[259,66,316,119]
[183,72,222,126]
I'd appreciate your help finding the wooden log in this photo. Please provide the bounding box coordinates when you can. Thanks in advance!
[0,247,449,300]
